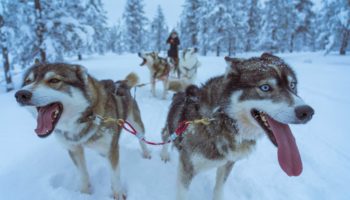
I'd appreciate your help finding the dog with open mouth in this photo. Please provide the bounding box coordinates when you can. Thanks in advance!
[160,53,314,200]
[15,63,151,200]
[138,52,171,99]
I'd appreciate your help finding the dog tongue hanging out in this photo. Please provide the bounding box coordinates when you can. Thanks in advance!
[160,53,314,200]
[15,63,152,199]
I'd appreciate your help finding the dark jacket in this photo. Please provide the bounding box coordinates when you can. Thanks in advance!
[167,36,180,58]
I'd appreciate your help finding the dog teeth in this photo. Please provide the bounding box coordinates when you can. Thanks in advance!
[53,109,59,119]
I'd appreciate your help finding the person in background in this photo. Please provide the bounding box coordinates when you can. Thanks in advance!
[166,30,180,77]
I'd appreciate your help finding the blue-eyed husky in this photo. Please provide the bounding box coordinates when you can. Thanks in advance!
[160,53,314,200]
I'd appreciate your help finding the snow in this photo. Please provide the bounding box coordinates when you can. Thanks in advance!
[1,52,350,200]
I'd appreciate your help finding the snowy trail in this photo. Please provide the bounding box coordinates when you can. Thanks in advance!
[0,53,349,200]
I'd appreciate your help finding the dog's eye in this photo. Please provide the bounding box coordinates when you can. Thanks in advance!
[24,79,32,85]
[290,81,296,90]
[259,84,271,92]
[48,78,60,84]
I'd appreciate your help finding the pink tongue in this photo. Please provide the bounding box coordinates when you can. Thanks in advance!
[266,116,303,176]
[35,104,58,136]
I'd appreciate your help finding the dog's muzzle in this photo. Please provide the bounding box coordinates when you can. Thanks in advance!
[15,90,33,105]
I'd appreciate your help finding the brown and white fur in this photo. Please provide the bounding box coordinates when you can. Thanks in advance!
[15,63,151,199]
[179,47,201,83]
[138,52,170,99]
[160,53,314,200]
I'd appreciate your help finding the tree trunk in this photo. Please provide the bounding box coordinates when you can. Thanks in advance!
[35,0,46,62]
[245,39,251,52]
[289,33,295,53]
[340,29,349,55]
[228,40,233,56]
[202,44,207,56]
[216,45,220,57]
[78,54,82,60]
[191,33,197,47]
[2,47,14,92]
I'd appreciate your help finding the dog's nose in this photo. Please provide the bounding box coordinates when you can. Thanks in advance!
[15,90,32,104]
[295,105,314,122]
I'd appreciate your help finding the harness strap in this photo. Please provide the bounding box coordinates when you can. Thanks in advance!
[95,115,214,146]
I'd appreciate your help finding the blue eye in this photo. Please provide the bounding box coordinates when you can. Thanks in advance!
[290,82,296,89]
[259,84,271,92]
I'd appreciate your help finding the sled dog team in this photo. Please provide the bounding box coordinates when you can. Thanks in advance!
[15,51,314,200]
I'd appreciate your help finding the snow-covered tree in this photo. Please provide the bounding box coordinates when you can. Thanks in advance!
[198,0,210,55]
[291,0,316,52]
[204,0,247,56]
[0,14,14,92]
[33,0,46,62]
[107,21,124,54]
[261,0,297,52]
[0,0,36,67]
[319,0,350,55]
[245,0,262,52]
[83,0,108,55]
[150,5,168,52]
[180,0,201,48]
[123,0,148,53]
[229,1,248,55]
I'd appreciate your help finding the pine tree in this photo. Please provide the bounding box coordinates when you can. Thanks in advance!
[34,0,46,62]
[16,0,93,62]
[229,1,248,55]
[123,0,148,53]
[84,0,108,55]
[180,0,201,48]
[291,0,316,52]
[245,0,262,52]
[261,0,296,52]
[108,21,124,54]
[1,0,38,67]
[320,0,350,55]
[0,14,14,92]
[150,5,168,52]
[198,0,210,55]
[205,0,242,56]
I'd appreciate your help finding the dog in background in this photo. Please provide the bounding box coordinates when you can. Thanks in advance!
[163,48,201,93]
[179,47,201,83]
[160,53,314,200]
[15,63,151,200]
[138,52,171,99]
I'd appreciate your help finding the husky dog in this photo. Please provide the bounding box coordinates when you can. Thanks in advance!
[164,48,201,93]
[15,63,151,199]
[160,53,314,200]
[138,52,171,99]
[179,47,201,83]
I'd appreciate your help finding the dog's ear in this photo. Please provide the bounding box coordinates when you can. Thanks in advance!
[152,52,158,58]
[224,56,245,75]
[185,85,200,102]
[186,85,200,96]
[74,65,89,84]
[261,52,282,63]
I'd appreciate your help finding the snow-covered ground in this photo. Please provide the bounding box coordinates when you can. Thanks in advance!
[0,52,349,200]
